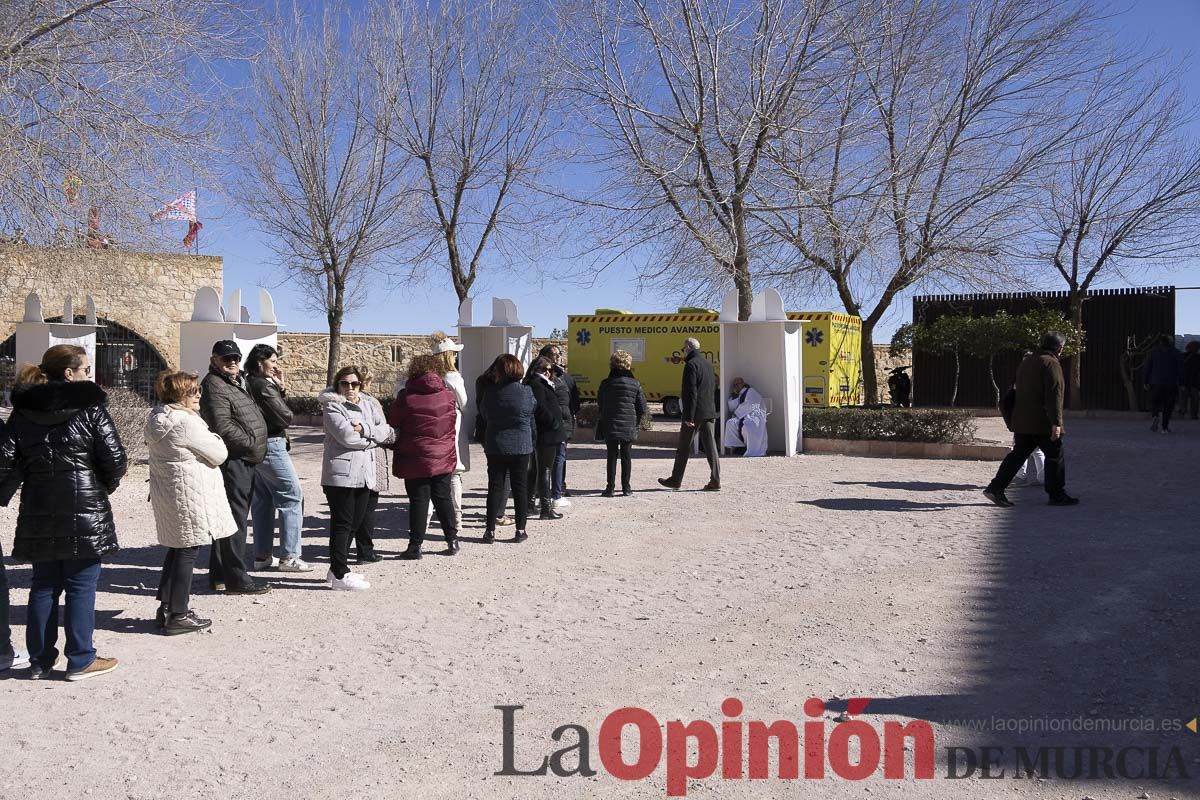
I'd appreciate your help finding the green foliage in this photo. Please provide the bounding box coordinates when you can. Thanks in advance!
[889,323,914,359]
[1009,307,1085,358]
[285,394,323,416]
[803,407,977,444]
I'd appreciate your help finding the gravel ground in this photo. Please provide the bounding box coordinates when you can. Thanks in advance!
[2,417,1196,800]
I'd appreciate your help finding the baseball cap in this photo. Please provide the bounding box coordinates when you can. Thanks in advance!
[432,338,464,354]
[212,340,242,359]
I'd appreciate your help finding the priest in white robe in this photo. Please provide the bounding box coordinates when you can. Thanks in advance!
[724,377,767,455]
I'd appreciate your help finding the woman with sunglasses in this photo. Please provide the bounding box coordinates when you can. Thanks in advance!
[319,366,393,590]
[146,371,232,635]
[0,345,127,680]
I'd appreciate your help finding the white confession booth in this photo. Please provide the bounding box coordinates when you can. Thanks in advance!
[717,288,805,456]
[457,297,533,440]
[15,294,102,374]
[179,287,280,375]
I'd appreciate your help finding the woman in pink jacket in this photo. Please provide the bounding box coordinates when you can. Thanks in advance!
[389,354,459,560]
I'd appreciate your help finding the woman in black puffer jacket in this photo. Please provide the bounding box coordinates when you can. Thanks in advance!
[0,345,127,682]
[480,354,536,542]
[597,350,648,497]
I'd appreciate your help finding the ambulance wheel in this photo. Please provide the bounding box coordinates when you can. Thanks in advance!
[663,397,681,418]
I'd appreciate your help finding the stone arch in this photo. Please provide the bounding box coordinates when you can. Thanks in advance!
[0,315,170,401]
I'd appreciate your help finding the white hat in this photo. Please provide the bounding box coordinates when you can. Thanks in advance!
[433,337,464,354]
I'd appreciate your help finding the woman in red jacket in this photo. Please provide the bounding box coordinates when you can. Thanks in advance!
[389,354,460,559]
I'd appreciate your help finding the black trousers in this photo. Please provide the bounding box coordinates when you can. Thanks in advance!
[669,419,720,485]
[405,474,458,549]
[325,486,371,579]
[354,490,380,558]
[536,444,559,501]
[486,454,530,531]
[211,458,254,589]
[1150,384,1176,429]
[157,545,200,615]
[988,433,1066,498]
[605,439,632,490]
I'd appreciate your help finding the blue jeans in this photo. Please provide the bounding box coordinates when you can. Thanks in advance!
[0,542,11,653]
[552,443,567,500]
[251,437,304,560]
[27,558,101,672]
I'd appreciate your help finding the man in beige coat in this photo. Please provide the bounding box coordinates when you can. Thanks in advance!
[984,332,1078,508]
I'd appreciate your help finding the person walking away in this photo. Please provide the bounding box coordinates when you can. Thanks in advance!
[537,344,579,509]
[1143,335,1181,433]
[0,345,126,680]
[389,355,460,558]
[1181,340,1200,421]
[597,350,648,497]
[146,371,234,635]
[480,354,536,541]
[658,338,720,491]
[0,417,29,672]
[199,340,272,596]
[427,332,469,530]
[475,363,515,529]
[353,369,397,564]
[983,332,1078,507]
[320,366,394,589]
[244,344,311,573]
[528,357,568,519]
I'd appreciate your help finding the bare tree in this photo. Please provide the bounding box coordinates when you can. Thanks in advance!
[367,0,564,304]
[0,1,245,244]
[773,0,1099,402]
[1031,61,1200,408]
[237,4,409,384]
[558,0,838,320]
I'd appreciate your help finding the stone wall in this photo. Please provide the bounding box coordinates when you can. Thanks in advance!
[873,344,910,405]
[0,244,222,367]
[277,332,568,396]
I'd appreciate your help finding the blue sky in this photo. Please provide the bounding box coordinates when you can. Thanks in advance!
[201,0,1200,340]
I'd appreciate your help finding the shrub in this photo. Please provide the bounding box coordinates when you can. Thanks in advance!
[105,388,151,462]
[575,401,654,432]
[803,407,976,444]
[285,394,322,416]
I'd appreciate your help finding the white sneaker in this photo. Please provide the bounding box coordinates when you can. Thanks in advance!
[0,647,29,671]
[277,557,313,573]
[552,498,571,512]
[326,570,370,591]
[253,555,280,571]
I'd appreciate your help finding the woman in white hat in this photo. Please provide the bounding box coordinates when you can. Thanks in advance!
[426,331,468,529]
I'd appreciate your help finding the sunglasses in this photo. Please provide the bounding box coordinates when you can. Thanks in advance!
[221,355,241,364]
[189,386,203,398]
[338,380,361,389]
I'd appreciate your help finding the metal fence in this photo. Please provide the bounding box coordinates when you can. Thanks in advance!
[911,287,1175,410]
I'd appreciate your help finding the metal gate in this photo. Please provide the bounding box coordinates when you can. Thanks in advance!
[0,316,168,402]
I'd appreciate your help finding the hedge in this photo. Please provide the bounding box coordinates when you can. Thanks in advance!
[576,401,654,431]
[285,395,323,416]
[106,388,151,462]
[802,407,977,444]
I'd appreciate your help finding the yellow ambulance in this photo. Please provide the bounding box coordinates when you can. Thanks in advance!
[567,308,862,416]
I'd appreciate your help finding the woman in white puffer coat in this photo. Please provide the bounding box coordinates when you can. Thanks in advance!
[145,371,236,636]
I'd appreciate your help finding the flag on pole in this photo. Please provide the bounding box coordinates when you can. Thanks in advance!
[150,191,197,223]
[183,221,203,248]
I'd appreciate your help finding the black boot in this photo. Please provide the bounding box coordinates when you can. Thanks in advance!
[539,500,563,520]
[445,536,461,555]
[482,529,495,544]
[622,486,633,496]
[601,486,615,498]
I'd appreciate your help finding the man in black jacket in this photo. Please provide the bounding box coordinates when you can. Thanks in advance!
[538,343,580,508]
[659,338,720,491]
[199,340,271,595]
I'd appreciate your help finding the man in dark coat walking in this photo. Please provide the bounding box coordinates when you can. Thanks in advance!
[659,338,720,491]
[984,332,1077,507]
[199,340,271,595]
[1142,335,1182,433]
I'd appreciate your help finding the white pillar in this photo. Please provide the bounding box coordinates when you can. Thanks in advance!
[457,297,534,441]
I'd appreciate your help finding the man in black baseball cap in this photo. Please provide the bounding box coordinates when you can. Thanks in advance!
[199,339,271,595]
